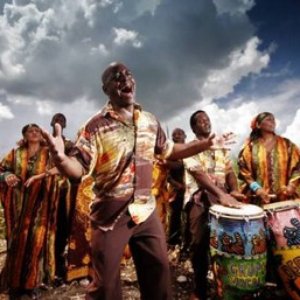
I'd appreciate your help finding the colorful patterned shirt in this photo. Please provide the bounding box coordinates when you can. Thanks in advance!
[70,102,173,229]
[183,142,232,206]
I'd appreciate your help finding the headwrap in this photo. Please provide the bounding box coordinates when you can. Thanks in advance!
[250,112,273,130]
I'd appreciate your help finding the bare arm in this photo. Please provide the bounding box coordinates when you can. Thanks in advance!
[226,170,247,201]
[190,168,242,208]
[42,124,84,179]
[24,167,61,188]
[226,170,238,191]
[168,134,215,160]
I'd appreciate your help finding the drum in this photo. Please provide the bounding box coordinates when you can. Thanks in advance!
[209,204,267,300]
[264,200,300,300]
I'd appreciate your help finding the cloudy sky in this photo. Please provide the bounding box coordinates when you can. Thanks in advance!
[0,0,299,157]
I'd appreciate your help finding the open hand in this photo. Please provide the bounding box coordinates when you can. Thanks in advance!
[212,132,237,149]
[5,174,21,187]
[41,123,66,164]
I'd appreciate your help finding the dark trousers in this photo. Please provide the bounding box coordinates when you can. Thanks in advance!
[86,210,172,300]
[168,192,184,246]
[186,201,210,300]
[55,187,68,279]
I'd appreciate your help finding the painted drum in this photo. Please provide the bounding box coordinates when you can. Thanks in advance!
[209,204,267,300]
[264,200,300,300]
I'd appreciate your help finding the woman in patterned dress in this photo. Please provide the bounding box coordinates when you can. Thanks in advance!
[238,112,300,204]
[238,112,300,290]
[0,124,57,298]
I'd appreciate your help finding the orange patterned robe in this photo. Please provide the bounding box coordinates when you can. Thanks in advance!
[238,135,300,204]
[0,146,54,290]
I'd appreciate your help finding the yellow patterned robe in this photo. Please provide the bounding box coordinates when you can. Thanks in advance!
[238,135,300,204]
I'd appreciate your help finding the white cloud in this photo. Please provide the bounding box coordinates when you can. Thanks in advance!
[113,27,143,48]
[201,37,270,101]
[0,95,98,156]
[2,0,294,159]
[135,0,162,16]
[213,0,255,15]
[166,76,300,155]
[165,100,260,155]
[283,109,300,147]
[0,102,14,120]
[36,100,55,115]
[7,95,34,105]
[90,43,109,56]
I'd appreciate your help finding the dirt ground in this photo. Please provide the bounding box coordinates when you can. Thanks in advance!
[0,240,291,300]
[0,242,195,300]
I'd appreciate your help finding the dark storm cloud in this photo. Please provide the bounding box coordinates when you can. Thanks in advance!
[107,0,256,117]
[0,0,255,119]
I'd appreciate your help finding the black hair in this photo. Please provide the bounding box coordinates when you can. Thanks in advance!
[249,112,274,142]
[51,113,66,128]
[21,123,40,136]
[189,110,206,132]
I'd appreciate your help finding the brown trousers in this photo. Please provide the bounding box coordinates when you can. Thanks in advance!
[86,210,172,300]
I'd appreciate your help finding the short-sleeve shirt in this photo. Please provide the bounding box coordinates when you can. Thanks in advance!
[183,144,232,207]
[70,102,173,229]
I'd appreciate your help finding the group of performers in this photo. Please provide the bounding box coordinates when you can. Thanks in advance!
[153,110,300,299]
[0,114,92,299]
[0,62,300,300]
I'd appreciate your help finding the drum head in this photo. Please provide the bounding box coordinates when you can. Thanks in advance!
[263,200,299,212]
[209,204,264,219]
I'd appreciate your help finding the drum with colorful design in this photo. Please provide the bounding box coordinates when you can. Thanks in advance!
[209,204,267,300]
[264,200,300,300]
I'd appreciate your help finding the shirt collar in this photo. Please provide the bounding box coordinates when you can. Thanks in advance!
[100,100,142,122]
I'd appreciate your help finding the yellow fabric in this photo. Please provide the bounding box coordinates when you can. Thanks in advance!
[238,135,300,202]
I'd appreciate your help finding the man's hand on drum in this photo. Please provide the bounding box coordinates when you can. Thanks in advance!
[256,188,270,204]
[230,190,247,202]
[218,192,243,208]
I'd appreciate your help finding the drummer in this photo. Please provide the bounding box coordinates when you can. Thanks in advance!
[238,112,300,288]
[238,111,300,204]
[183,110,245,300]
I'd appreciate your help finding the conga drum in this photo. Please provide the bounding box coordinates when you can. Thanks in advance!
[209,204,267,300]
[264,200,300,300]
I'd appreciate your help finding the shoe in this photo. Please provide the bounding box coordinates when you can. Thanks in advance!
[79,278,90,287]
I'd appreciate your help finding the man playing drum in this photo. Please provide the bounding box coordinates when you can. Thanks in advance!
[183,110,245,300]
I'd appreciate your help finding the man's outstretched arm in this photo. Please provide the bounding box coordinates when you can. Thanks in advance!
[168,134,215,160]
[42,123,85,179]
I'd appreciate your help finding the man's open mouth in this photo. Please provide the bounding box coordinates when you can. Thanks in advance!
[120,85,133,94]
